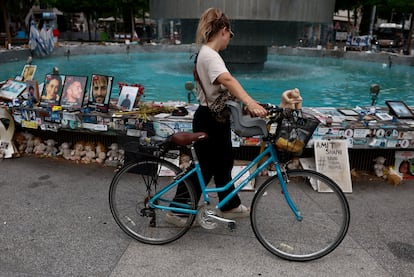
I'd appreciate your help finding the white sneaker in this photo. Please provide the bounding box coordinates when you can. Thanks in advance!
[166,212,198,227]
[221,204,250,219]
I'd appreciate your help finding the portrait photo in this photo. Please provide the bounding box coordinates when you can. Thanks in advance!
[88,74,113,112]
[60,75,88,110]
[117,85,138,111]
[21,65,37,81]
[40,74,65,107]
[23,80,40,104]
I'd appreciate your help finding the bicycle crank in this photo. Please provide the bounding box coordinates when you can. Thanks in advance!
[197,205,236,231]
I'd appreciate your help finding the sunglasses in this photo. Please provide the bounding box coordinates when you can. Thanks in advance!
[226,27,234,39]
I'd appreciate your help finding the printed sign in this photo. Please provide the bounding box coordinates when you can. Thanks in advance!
[314,140,352,193]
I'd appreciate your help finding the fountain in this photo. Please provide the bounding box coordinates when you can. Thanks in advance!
[150,0,335,70]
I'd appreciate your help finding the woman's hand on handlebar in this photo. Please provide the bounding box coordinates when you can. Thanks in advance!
[246,101,268,118]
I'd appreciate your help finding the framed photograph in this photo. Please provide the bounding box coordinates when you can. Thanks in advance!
[21,65,37,81]
[375,112,393,121]
[0,79,27,100]
[337,109,359,116]
[23,80,40,104]
[60,75,88,110]
[88,74,113,112]
[385,100,414,119]
[40,74,65,107]
[117,85,138,111]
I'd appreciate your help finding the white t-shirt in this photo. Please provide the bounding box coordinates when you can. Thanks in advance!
[196,45,229,106]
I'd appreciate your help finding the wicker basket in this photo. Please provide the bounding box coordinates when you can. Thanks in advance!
[274,110,319,162]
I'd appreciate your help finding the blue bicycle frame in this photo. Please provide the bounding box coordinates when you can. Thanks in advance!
[149,142,303,221]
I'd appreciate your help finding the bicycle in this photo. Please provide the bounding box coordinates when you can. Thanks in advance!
[109,100,350,261]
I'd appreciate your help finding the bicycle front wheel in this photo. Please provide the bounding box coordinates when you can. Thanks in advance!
[109,158,197,245]
[251,169,350,261]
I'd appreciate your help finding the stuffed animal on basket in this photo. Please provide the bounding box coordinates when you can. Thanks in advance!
[280,88,303,109]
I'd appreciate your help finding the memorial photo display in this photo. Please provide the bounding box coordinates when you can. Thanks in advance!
[88,74,113,112]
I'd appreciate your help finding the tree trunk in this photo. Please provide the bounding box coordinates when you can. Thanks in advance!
[86,13,92,41]
[405,10,413,55]
[130,9,135,40]
[0,0,11,48]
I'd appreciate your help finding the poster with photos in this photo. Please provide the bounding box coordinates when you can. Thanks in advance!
[21,65,37,81]
[88,74,113,112]
[60,75,88,110]
[117,85,138,111]
[40,74,65,107]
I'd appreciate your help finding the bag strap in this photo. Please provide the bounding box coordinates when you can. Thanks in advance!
[193,53,210,108]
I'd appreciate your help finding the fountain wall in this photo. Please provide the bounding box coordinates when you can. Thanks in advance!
[150,0,336,70]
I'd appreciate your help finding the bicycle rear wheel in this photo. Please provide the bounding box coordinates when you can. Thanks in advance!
[251,169,350,261]
[109,158,197,245]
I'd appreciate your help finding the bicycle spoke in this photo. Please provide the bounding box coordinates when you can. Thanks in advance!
[109,159,197,244]
[251,170,350,261]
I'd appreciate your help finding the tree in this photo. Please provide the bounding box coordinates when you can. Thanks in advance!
[1,0,36,47]
[41,0,149,40]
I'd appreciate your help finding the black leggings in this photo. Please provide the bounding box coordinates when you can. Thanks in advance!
[175,106,241,211]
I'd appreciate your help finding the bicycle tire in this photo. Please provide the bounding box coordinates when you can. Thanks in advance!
[251,169,350,261]
[109,158,197,245]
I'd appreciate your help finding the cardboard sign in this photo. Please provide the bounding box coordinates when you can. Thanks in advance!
[314,140,352,193]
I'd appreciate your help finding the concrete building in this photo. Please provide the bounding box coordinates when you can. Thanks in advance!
[150,0,335,70]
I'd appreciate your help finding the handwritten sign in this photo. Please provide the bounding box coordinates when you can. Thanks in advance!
[314,140,352,193]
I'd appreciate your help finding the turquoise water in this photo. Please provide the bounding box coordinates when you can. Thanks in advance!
[1,52,413,107]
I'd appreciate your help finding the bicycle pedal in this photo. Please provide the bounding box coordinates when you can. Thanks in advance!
[227,221,236,231]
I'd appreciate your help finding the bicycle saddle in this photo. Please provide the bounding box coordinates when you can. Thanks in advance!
[171,132,208,146]
[226,100,268,137]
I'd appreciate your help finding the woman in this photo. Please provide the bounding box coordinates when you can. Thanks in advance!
[169,8,267,226]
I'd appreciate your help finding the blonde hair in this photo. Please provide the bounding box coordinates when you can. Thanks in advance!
[196,8,231,45]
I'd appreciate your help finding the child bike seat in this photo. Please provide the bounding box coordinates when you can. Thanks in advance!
[226,100,268,137]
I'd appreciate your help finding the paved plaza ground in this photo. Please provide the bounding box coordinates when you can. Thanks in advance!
[0,156,413,276]
[1,41,414,276]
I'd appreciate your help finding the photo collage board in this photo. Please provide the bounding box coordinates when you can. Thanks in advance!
[38,73,114,112]
[1,64,147,113]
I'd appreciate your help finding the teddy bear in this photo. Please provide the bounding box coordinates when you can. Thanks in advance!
[179,154,191,171]
[373,156,386,177]
[106,143,120,161]
[14,132,27,154]
[58,142,72,160]
[384,167,403,186]
[82,142,96,163]
[71,141,85,161]
[44,139,58,157]
[24,133,35,154]
[95,142,107,164]
[106,143,122,166]
[33,137,46,155]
